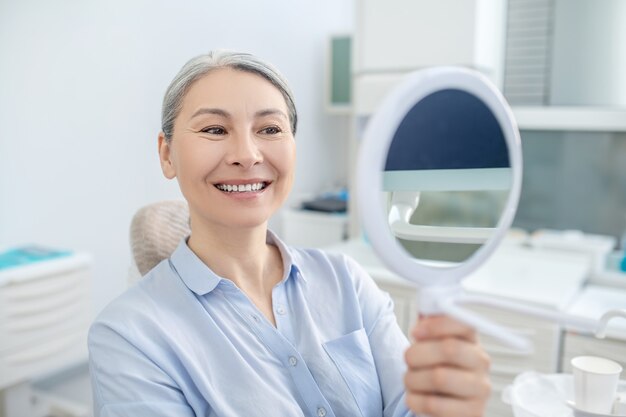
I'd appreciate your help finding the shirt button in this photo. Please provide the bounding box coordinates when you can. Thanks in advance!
[276,305,286,315]
[251,314,260,323]
[317,407,327,417]
[288,356,297,367]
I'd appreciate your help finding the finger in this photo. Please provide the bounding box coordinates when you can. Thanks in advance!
[412,315,477,342]
[406,392,488,417]
[404,366,491,399]
[405,338,491,371]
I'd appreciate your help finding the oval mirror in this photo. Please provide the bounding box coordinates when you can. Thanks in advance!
[358,70,626,350]
[357,67,522,288]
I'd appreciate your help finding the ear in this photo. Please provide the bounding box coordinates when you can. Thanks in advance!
[158,132,177,179]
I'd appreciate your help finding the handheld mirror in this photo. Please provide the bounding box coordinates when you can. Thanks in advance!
[357,67,626,350]
[358,66,521,282]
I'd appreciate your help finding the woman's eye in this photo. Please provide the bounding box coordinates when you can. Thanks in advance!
[200,126,226,135]
[260,126,282,135]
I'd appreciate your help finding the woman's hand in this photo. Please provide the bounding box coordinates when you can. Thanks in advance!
[404,315,491,417]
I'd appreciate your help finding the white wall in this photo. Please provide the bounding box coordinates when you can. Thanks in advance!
[0,0,353,314]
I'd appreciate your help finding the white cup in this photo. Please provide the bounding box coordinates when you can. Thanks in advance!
[571,356,623,414]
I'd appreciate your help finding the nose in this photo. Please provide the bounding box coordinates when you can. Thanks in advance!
[226,131,263,169]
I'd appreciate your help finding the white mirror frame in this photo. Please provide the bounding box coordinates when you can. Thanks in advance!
[357,67,522,287]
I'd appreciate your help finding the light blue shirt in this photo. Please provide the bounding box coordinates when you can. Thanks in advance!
[88,232,413,417]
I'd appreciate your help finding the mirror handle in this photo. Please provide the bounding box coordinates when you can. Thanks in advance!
[437,296,533,352]
[456,293,601,333]
[418,286,532,352]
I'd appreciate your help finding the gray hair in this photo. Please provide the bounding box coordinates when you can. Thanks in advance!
[161,50,298,142]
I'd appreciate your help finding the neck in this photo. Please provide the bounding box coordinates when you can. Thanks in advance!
[187,218,282,298]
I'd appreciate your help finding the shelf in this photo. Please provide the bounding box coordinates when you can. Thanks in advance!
[512,106,626,132]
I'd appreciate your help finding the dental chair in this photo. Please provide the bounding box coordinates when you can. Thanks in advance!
[128,200,190,283]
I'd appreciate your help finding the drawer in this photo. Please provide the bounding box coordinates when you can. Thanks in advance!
[0,329,88,389]
[1,282,87,318]
[0,301,91,354]
[0,269,88,301]
[0,268,92,354]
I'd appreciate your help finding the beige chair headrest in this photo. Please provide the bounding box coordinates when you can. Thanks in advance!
[129,200,190,276]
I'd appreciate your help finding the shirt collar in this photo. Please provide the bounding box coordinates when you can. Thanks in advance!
[169,229,305,296]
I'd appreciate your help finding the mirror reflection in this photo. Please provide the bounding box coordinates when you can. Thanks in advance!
[382,89,512,264]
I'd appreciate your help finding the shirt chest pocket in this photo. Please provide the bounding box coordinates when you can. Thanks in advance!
[322,328,383,417]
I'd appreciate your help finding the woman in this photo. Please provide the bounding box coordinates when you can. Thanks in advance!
[88,50,491,417]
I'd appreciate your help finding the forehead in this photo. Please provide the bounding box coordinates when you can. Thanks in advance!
[180,67,288,115]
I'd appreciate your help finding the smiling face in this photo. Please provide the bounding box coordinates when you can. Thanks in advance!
[158,68,296,233]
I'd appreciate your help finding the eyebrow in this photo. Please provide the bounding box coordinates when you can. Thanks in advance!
[255,109,289,120]
[190,108,230,120]
[190,107,288,121]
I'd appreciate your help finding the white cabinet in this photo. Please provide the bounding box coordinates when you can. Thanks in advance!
[549,0,626,108]
[354,0,507,86]
[353,0,508,118]
[280,208,348,249]
[504,0,626,129]
[0,254,93,417]
[353,73,405,116]
[0,254,92,391]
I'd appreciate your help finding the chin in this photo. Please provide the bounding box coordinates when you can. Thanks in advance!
[219,211,274,230]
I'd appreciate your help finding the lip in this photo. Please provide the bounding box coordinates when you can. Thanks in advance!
[213,178,272,186]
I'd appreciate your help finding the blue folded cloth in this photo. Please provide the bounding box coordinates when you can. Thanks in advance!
[0,246,72,270]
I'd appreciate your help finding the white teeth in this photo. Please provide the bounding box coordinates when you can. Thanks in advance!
[216,182,267,193]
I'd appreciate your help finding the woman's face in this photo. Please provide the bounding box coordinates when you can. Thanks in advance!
[158,68,296,231]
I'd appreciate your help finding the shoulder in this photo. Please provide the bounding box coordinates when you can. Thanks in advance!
[89,259,190,344]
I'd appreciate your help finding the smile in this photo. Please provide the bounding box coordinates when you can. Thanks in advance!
[215,182,268,193]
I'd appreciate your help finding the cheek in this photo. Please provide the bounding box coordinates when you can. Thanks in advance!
[175,142,221,180]
[275,141,296,178]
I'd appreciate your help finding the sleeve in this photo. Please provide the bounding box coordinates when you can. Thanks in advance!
[344,255,416,417]
[88,320,196,417]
